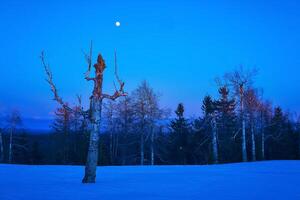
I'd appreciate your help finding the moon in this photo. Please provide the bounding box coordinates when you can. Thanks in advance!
[115,21,121,27]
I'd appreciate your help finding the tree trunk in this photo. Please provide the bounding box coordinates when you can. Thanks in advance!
[240,93,248,162]
[140,132,144,165]
[9,128,13,163]
[251,124,256,161]
[242,118,247,162]
[212,116,218,164]
[150,126,154,165]
[82,98,102,183]
[261,125,265,160]
[110,131,113,164]
[0,130,3,162]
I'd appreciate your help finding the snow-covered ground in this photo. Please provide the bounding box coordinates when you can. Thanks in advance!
[0,161,299,200]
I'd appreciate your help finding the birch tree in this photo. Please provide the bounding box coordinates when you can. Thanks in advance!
[244,88,260,161]
[41,43,126,183]
[115,97,136,165]
[257,100,272,160]
[131,81,164,165]
[103,101,118,165]
[7,110,22,163]
[225,67,256,162]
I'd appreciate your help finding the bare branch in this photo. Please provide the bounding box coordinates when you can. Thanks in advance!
[84,41,95,81]
[40,51,73,112]
[101,50,127,100]
[232,128,241,140]
[77,95,82,106]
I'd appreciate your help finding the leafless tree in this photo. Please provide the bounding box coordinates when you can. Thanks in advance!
[244,88,260,161]
[6,110,22,163]
[131,81,167,165]
[257,100,272,160]
[103,101,119,164]
[225,66,257,162]
[41,42,126,183]
[114,96,136,165]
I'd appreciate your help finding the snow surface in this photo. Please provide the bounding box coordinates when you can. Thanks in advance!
[0,161,300,200]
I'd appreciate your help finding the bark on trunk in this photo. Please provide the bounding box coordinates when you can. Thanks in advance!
[82,98,102,183]
[211,116,218,164]
[261,113,265,160]
[251,124,256,161]
[240,93,247,162]
[242,118,247,162]
[150,126,154,165]
[110,131,113,164]
[261,128,265,160]
[140,132,144,165]
[9,128,13,163]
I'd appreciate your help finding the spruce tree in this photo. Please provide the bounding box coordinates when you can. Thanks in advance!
[170,103,190,164]
[215,87,237,162]
[201,95,218,163]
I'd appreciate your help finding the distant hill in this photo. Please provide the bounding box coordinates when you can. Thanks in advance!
[22,118,53,132]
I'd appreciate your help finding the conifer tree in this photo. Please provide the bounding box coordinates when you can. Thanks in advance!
[215,87,236,162]
[170,103,190,164]
[202,96,218,164]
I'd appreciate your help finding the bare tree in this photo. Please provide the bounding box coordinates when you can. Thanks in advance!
[132,81,149,165]
[244,88,260,161]
[7,110,22,163]
[41,43,126,183]
[115,96,136,165]
[257,100,272,160]
[146,87,168,165]
[131,81,166,165]
[103,101,118,164]
[225,66,256,162]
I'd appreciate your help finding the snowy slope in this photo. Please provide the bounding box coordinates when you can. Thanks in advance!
[0,161,299,200]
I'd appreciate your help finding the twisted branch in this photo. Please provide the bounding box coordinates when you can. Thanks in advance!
[83,41,95,81]
[40,51,73,112]
[101,50,127,100]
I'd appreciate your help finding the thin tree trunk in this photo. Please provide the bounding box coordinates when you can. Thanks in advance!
[241,93,248,162]
[82,98,102,183]
[212,116,218,164]
[0,130,3,162]
[261,125,265,160]
[140,131,144,165]
[242,118,247,162]
[114,133,119,162]
[110,131,113,164]
[9,128,13,163]
[150,126,154,165]
[251,123,256,161]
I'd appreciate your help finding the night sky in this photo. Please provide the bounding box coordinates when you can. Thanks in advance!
[0,0,300,124]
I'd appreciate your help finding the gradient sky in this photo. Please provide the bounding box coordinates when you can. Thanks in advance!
[0,0,300,121]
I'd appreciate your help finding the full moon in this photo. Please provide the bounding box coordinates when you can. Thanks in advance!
[115,21,121,27]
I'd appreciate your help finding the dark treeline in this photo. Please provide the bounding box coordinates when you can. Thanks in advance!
[1,68,300,165]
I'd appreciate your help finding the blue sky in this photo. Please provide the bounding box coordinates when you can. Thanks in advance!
[0,0,300,120]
